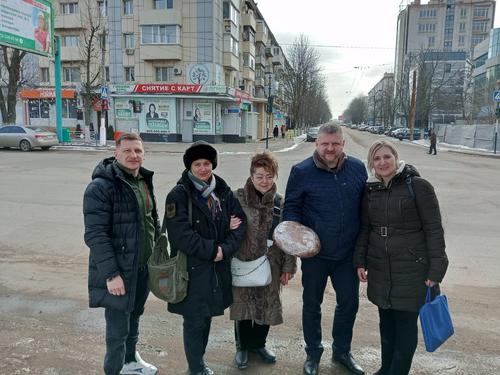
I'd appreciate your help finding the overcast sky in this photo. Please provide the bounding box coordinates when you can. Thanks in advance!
[257,0,500,118]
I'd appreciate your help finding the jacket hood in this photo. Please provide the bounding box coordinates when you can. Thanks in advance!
[367,161,420,183]
[91,157,119,181]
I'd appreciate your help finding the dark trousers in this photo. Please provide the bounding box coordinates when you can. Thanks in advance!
[234,320,270,350]
[104,268,150,375]
[301,256,359,359]
[378,308,419,375]
[429,144,437,154]
[183,315,212,373]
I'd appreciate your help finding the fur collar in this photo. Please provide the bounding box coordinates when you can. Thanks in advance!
[244,177,276,208]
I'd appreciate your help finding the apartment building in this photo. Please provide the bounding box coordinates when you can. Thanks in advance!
[21,0,289,142]
[368,73,394,127]
[393,0,495,126]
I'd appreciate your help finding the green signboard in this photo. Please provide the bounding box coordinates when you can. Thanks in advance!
[0,0,54,57]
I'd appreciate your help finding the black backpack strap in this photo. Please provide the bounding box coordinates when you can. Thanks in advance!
[268,193,283,240]
[406,177,416,200]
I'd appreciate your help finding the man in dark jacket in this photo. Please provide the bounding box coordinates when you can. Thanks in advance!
[429,130,437,155]
[283,123,367,375]
[83,133,160,375]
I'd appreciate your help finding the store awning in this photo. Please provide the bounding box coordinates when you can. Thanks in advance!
[20,88,77,99]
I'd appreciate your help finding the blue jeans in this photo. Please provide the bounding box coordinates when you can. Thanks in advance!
[301,255,359,360]
[103,268,150,375]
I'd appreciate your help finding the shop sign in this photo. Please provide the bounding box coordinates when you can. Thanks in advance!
[109,84,202,94]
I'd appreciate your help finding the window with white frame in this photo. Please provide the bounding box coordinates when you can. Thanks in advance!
[155,67,174,82]
[243,53,255,70]
[459,23,466,33]
[154,0,173,9]
[40,68,50,82]
[460,8,467,18]
[472,20,488,33]
[473,7,489,18]
[242,26,255,43]
[61,2,78,14]
[458,35,465,45]
[98,0,108,16]
[123,33,135,49]
[62,99,78,119]
[223,1,239,27]
[418,23,436,33]
[124,67,135,81]
[141,25,180,44]
[61,35,79,47]
[63,67,81,82]
[223,34,239,55]
[123,0,133,15]
[472,36,486,46]
[428,36,435,48]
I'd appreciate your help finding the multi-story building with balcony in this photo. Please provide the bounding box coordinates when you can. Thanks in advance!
[19,0,289,143]
[393,0,495,127]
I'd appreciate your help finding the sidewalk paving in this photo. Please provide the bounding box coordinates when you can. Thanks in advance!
[52,134,306,154]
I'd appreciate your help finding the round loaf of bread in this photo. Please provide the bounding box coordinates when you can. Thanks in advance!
[273,221,320,258]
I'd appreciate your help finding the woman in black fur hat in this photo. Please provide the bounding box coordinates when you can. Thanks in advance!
[163,141,247,375]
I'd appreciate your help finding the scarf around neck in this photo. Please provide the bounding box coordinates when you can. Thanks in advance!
[188,170,221,218]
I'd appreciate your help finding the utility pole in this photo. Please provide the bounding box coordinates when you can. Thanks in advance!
[495,80,500,154]
[54,36,63,143]
[408,70,417,141]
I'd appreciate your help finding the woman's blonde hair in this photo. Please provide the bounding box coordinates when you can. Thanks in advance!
[367,140,399,172]
[250,151,278,177]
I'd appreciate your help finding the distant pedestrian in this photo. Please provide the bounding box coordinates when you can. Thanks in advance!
[273,125,279,138]
[281,125,286,139]
[429,130,437,155]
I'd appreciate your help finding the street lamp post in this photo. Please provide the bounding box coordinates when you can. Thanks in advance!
[265,72,273,149]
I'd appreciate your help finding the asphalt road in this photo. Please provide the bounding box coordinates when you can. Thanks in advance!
[0,129,499,374]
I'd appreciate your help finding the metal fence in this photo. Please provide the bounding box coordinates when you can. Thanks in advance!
[433,124,499,152]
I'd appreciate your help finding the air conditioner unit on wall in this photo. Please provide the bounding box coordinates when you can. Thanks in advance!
[173,67,182,75]
[125,48,134,55]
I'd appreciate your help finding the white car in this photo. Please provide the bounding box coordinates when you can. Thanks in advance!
[0,125,59,151]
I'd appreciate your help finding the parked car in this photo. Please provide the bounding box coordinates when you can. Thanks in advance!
[306,126,321,142]
[0,125,58,151]
[396,128,421,141]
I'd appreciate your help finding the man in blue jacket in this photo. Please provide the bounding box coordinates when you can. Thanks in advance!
[84,133,160,375]
[283,123,367,375]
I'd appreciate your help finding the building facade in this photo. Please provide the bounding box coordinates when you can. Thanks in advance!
[21,0,289,143]
[393,0,495,127]
[368,73,394,127]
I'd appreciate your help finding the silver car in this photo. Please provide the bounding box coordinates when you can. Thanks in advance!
[0,125,59,151]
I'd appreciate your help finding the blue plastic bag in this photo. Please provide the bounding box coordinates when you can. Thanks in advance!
[419,286,454,352]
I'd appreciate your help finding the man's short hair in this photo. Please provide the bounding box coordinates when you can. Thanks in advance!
[318,123,343,137]
[116,133,143,147]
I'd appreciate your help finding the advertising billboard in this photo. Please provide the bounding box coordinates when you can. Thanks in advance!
[0,0,54,57]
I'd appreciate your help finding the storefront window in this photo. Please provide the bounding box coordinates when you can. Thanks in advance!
[29,100,40,118]
[40,101,50,118]
[62,99,78,118]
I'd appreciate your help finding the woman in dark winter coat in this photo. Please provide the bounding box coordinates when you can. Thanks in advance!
[230,152,297,370]
[354,140,448,375]
[163,141,247,375]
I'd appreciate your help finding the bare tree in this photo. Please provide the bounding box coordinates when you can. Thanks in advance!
[0,47,40,124]
[343,96,368,125]
[282,34,330,129]
[79,0,105,129]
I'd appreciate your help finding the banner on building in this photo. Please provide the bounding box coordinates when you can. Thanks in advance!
[0,0,54,57]
[141,98,176,134]
[193,103,213,134]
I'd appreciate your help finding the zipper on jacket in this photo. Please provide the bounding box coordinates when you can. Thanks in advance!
[384,187,392,308]
[334,174,345,232]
